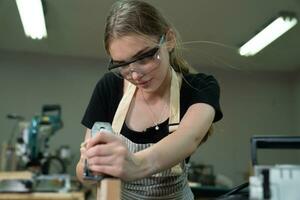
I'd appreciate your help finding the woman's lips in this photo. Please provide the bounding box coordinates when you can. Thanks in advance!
[137,79,151,86]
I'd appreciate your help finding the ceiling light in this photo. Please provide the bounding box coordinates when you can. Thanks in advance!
[15,0,47,40]
[239,12,297,56]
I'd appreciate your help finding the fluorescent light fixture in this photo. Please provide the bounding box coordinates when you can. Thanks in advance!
[239,13,297,56]
[15,0,47,40]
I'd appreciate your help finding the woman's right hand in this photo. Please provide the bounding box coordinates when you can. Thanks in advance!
[85,131,147,181]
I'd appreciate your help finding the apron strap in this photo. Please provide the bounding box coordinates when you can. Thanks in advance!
[168,68,181,132]
[112,81,136,134]
[112,68,181,134]
[111,68,183,175]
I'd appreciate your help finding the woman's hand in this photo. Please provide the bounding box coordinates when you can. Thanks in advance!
[80,139,89,161]
[85,131,143,181]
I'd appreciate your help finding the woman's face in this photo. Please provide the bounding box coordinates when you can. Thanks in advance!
[108,34,171,93]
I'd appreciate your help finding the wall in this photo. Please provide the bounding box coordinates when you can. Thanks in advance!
[294,71,300,133]
[190,67,298,185]
[292,70,300,169]
[0,51,107,173]
[0,51,299,185]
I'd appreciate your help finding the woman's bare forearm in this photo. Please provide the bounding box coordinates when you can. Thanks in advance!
[135,104,215,178]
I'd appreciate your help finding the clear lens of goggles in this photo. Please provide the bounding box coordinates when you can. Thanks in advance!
[109,47,160,79]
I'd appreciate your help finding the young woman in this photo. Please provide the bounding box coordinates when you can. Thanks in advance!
[76,0,223,199]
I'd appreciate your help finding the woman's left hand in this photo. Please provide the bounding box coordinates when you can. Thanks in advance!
[85,131,142,181]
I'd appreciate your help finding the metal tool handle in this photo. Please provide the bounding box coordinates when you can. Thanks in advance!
[83,122,113,181]
[251,135,300,165]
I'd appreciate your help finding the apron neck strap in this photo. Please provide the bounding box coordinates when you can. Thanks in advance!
[112,68,181,134]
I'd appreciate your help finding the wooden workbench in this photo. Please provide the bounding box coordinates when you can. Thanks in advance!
[0,192,84,200]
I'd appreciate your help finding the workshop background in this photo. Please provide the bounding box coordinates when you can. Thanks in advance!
[1,0,300,187]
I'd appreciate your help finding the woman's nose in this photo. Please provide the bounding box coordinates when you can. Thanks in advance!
[130,70,143,81]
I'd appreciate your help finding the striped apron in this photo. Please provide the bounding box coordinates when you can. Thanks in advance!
[111,68,194,200]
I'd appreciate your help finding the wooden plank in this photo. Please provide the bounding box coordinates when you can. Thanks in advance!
[97,178,121,200]
[0,192,84,200]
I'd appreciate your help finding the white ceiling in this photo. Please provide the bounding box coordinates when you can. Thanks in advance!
[1,0,300,72]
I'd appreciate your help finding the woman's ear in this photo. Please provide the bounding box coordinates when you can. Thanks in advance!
[165,29,176,52]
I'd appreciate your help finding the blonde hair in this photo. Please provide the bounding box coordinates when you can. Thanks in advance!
[104,0,190,74]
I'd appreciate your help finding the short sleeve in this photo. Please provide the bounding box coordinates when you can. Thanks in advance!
[81,73,123,129]
[181,73,223,122]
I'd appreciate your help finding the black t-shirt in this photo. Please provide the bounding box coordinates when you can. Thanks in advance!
[82,72,223,144]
